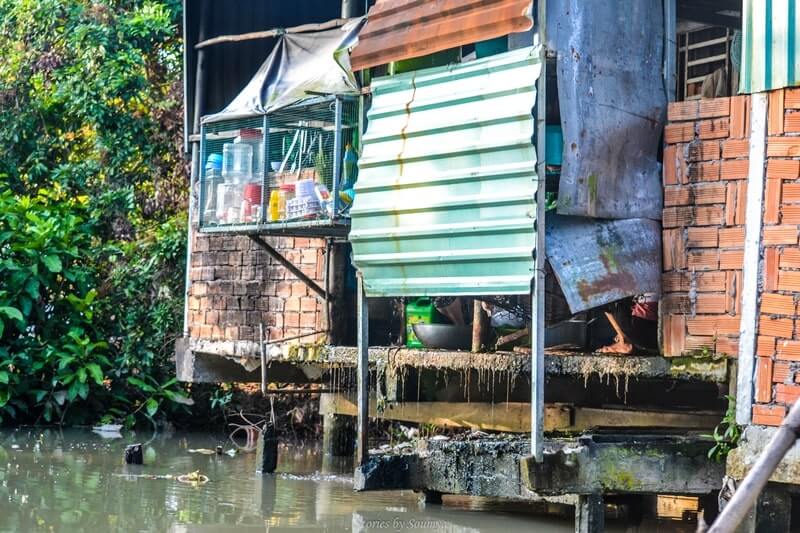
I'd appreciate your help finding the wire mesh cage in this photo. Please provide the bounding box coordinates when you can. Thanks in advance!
[198,95,360,234]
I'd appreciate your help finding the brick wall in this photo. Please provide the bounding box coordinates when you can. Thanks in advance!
[751,88,800,426]
[186,232,326,343]
[661,95,750,358]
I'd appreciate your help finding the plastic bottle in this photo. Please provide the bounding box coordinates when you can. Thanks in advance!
[203,154,223,223]
[342,143,358,189]
[268,190,280,222]
[222,143,253,183]
[234,128,263,178]
[278,184,294,221]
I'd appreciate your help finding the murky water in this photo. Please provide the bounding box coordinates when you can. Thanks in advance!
[0,429,693,532]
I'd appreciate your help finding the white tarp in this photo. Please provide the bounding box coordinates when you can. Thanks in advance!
[202,18,365,123]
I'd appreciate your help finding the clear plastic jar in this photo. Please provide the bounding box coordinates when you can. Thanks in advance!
[216,183,243,224]
[222,143,253,183]
[277,183,295,221]
[235,128,263,178]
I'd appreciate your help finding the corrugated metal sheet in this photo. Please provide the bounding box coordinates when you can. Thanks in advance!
[545,216,662,313]
[350,46,541,297]
[350,0,534,72]
[740,0,800,94]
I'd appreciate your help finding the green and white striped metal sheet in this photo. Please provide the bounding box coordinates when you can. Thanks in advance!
[350,46,541,297]
[741,0,800,93]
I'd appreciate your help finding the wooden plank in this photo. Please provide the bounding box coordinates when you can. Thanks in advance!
[320,394,722,433]
[195,18,351,49]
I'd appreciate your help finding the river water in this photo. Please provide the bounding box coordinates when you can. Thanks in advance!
[0,428,693,532]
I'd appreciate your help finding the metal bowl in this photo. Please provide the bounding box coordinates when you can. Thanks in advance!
[412,323,472,350]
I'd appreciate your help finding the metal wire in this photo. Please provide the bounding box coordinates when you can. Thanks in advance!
[198,96,359,230]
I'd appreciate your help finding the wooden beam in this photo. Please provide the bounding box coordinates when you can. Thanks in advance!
[249,235,327,301]
[319,393,722,433]
[195,18,352,49]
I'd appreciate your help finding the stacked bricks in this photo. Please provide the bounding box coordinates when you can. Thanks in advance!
[752,88,800,426]
[661,95,750,358]
[186,233,326,343]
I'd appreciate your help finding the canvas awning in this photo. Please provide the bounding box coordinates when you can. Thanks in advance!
[202,19,365,124]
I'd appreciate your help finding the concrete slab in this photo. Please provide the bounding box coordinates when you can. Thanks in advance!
[521,434,724,495]
[354,434,724,499]
[728,425,800,486]
[176,337,730,384]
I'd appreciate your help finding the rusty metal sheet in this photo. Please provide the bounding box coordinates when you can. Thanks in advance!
[545,216,661,313]
[350,0,534,72]
[549,0,665,220]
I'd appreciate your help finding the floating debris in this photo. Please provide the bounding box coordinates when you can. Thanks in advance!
[177,471,209,484]
[93,425,123,439]
[113,473,175,481]
[187,448,217,455]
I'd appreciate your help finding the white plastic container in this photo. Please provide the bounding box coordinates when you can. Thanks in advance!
[295,178,316,199]
[234,128,264,177]
[216,183,243,223]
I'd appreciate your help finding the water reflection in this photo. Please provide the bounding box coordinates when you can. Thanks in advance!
[0,428,686,532]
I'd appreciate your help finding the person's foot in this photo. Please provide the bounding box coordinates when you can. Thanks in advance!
[597,337,634,355]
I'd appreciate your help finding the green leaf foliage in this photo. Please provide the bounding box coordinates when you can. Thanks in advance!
[0,0,194,427]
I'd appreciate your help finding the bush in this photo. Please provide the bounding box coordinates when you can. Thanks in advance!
[0,0,194,427]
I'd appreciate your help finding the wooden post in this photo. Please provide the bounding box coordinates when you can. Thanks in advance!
[327,242,349,345]
[321,393,356,457]
[575,494,604,533]
[356,275,369,465]
[256,425,278,474]
[708,398,800,532]
[471,300,489,353]
[124,443,143,465]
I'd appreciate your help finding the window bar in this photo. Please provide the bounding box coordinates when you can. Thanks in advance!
[261,114,269,224]
[198,123,207,228]
[331,96,343,223]
[531,0,547,463]
[356,274,369,465]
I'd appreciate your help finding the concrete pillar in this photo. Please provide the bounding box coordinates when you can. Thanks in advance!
[322,411,356,457]
[735,485,791,533]
[575,494,604,533]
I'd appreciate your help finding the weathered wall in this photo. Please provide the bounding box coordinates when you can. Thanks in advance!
[661,89,800,426]
[661,95,750,358]
[187,232,326,344]
[750,88,800,426]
